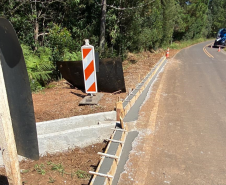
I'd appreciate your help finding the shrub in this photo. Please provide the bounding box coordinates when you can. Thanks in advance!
[21,44,54,91]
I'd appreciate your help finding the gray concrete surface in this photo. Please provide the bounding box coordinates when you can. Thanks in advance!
[0,111,116,165]
[91,57,167,185]
[93,128,123,185]
[38,122,116,155]
[123,57,165,108]
[112,131,139,185]
[123,57,167,122]
[36,111,116,135]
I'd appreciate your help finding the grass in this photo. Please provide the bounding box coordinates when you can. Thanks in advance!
[34,164,46,175]
[46,84,56,89]
[166,38,214,50]
[51,163,65,176]
[48,177,56,183]
[48,162,90,179]
[21,159,92,184]
[75,170,90,179]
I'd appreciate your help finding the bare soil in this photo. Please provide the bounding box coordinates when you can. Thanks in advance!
[0,142,106,185]
[33,50,178,123]
[0,50,179,185]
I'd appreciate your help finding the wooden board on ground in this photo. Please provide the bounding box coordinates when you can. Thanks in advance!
[79,93,104,105]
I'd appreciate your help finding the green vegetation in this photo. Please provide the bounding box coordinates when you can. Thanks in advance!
[34,164,46,175]
[32,161,90,183]
[48,177,56,183]
[21,44,54,91]
[0,0,225,91]
[51,163,65,176]
[168,38,209,50]
[75,169,90,179]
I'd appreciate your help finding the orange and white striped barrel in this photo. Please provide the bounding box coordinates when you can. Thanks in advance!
[81,40,98,93]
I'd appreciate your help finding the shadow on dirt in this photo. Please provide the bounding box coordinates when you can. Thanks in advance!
[70,91,86,98]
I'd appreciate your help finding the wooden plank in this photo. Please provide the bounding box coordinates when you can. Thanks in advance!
[116,101,123,121]
[97,152,119,159]
[106,138,124,144]
[120,116,125,130]
[91,57,167,185]
[89,128,117,185]
[89,171,113,178]
[122,58,166,118]
[0,63,22,185]
[111,128,127,132]
[106,130,128,185]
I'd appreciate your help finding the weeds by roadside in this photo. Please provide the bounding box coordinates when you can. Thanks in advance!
[167,38,214,50]
[28,160,91,184]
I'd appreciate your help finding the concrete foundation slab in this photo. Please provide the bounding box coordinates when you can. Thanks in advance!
[79,93,104,105]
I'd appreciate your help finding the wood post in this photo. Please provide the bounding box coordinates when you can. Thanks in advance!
[120,116,125,129]
[116,100,123,121]
[0,63,22,185]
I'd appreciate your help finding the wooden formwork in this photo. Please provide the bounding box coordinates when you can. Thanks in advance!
[89,56,166,185]
[123,57,166,116]
[89,126,128,185]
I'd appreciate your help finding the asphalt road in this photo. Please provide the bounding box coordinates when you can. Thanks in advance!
[117,41,226,185]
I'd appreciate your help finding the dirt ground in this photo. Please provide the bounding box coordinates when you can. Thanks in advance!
[0,142,106,185]
[33,50,179,122]
[0,49,179,185]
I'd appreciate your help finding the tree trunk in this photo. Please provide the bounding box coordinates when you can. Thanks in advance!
[34,21,39,50]
[99,0,107,54]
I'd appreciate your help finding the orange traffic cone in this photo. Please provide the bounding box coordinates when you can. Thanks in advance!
[166,48,169,58]
[218,47,221,52]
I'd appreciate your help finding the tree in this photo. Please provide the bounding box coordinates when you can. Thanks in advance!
[99,0,107,53]
[209,0,226,36]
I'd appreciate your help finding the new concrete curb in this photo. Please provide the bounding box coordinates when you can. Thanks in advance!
[36,111,116,155]
[38,122,116,155]
[123,56,167,122]
[37,111,117,155]
[90,56,168,185]
[0,111,117,165]
[36,111,116,135]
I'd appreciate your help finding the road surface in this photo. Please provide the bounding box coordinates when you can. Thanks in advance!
[118,41,226,185]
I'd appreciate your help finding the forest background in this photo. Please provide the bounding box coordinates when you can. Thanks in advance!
[0,0,225,91]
